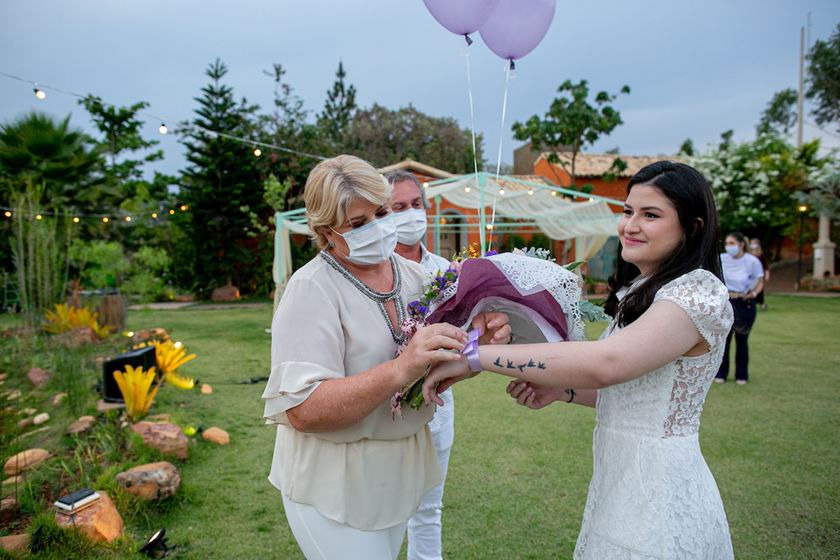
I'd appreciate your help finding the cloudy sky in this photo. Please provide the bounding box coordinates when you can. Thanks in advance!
[1,0,839,177]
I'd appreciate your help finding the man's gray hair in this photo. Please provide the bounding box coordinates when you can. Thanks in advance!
[385,170,430,209]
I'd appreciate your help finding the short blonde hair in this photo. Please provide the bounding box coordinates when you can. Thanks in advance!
[304,155,392,248]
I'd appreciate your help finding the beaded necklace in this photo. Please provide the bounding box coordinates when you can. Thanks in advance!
[319,250,406,345]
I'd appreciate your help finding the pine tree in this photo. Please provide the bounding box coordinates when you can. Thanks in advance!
[318,61,357,144]
[180,59,264,297]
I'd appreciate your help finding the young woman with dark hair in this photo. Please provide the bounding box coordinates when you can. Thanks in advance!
[422,161,736,558]
[715,232,765,385]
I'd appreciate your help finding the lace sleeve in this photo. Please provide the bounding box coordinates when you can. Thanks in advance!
[653,269,733,349]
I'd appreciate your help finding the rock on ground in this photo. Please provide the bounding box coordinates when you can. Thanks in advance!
[115,461,181,500]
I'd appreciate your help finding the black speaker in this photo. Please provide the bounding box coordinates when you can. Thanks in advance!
[102,346,157,403]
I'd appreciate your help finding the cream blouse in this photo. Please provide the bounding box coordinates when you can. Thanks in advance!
[262,253,442,530]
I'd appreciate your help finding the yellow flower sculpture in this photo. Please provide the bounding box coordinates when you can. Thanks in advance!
[113,365,160,421]
[152,340,197,390]
[44,304,111,339]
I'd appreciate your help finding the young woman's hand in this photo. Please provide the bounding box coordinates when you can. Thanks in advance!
[471,312,512,345]
[506,380,565,410]
[395,323,467,386]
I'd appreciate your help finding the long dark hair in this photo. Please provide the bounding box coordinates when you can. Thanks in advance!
[604,161,722,327]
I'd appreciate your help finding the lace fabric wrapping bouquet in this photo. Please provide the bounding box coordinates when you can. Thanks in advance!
[392,248,593,416]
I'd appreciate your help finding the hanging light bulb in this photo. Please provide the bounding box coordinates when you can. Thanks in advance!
[551,191,558,197]
[499,189,505,196]
[464,187,471,193]
[152,212,158,219]
[102,217,109,223]
[124,216,132,222]
[33,87,46,100]
[422,182,429,189]
[159,123,168,135]
[72,217,80,223]
[485,224,493,230]
[180,205,187,211]
[35,214,43,220]
[528,189,534,196]
[253,148,262,157]
[169,209,175,215]
[4,211,12,218]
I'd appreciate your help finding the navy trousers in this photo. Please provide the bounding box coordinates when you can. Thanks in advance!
[716,298,757,382]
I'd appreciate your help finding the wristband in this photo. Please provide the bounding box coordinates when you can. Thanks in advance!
[461,328,482,373]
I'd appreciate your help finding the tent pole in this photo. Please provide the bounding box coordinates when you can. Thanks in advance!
[478,173,486,254]
[434,195,441,254]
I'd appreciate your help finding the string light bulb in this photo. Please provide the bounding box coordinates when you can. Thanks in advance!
[180,205,187,212]
[3,211,11,218]
[253,148,262,157]
[124,216,132,222]
[551,191,558,197]
[464,187,471,193]
[528,189,534,196]
[485,224,494,230]
[102,217,109,223]
[499,189,505,196]
[72,217,80,223]
[151,212,158,219]
[33,87,46,100]
[159,123,168,135]
[422,182,429,189]
[35,214,43,220]
[169,209,175,215]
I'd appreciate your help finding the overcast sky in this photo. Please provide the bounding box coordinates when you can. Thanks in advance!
[1,0,839,178]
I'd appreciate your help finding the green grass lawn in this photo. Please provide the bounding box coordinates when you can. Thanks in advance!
[4,295,839,558]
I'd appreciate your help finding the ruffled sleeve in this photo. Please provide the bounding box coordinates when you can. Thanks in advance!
[653,269,733,349]
[262,275,344,425]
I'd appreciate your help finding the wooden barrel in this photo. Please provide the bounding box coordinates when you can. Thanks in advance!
[98,294,125,333]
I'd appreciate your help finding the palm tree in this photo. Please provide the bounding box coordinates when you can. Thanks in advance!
[0,112,100,210]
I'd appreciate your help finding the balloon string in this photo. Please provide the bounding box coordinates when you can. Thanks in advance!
[487,60,512,253]
[464,50,479,181]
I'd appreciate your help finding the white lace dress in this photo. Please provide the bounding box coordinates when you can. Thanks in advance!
[575,269,735,559]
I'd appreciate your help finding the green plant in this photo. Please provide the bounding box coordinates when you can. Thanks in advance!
[10,182,71,327]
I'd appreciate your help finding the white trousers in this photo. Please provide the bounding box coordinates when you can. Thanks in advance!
[407,396,454,560]
[282,495,407,560]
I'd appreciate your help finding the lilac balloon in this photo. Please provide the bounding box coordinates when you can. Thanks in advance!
[422,0,501,36]
[479,0,556,61]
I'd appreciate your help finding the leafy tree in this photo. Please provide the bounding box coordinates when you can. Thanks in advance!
[0,112,99,210]
[79,95,175,245]
[255,63,327,206]
[691,134,826,247]
[678,138,695,157]
[512,79,630,189]
[318,61,357,145]
[344,103,484,172]
[757,89,798,136]
[180,58,265,297]
[806,23,840,132]
[797,159,840,221]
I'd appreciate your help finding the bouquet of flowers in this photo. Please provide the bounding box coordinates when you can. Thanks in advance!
[391,246,605,416]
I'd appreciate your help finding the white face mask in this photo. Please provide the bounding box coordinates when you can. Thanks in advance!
[393,208,428,246]
[332,213,397,265]
[724,244,740,256]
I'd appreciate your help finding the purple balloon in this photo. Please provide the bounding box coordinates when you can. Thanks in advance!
[422,0,501,36]
[479,0,556,61]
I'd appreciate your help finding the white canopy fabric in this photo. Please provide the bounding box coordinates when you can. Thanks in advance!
[424,175,619,240]
[273,173,621,288]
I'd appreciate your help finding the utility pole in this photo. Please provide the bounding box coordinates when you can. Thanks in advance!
[797,27,804,148]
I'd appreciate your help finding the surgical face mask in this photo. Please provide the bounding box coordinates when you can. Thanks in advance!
[725,244,740,257]
[393,208,428,246]
[331,213,397,265]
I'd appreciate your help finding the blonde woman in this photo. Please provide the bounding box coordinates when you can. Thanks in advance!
[263,155,508,559]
